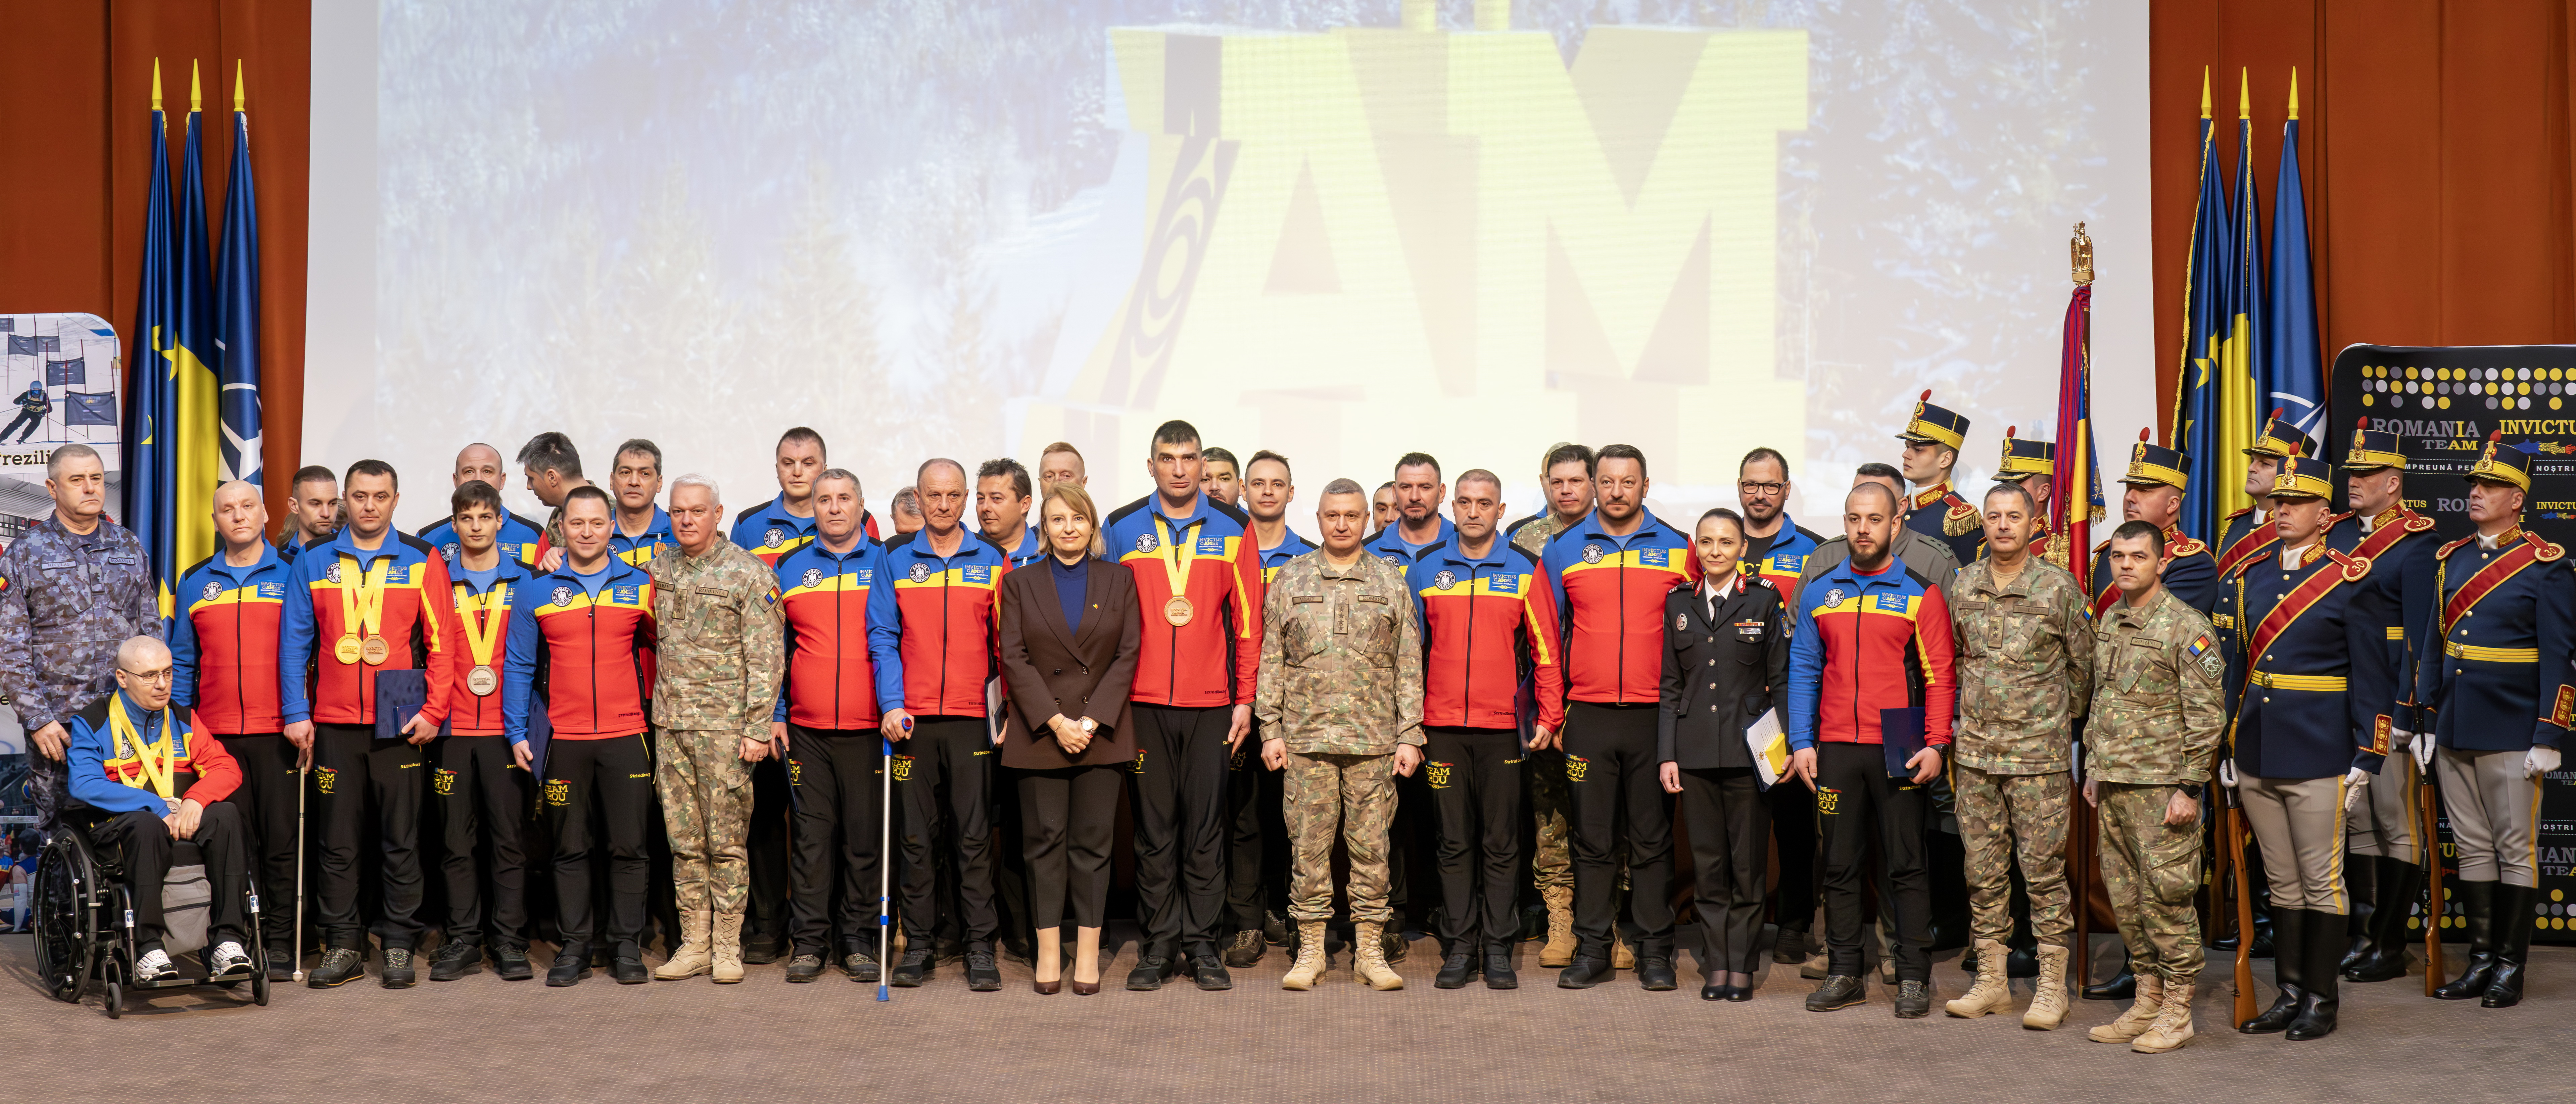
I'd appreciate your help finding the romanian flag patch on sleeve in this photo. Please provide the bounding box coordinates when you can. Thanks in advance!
[2187,634,2213,659]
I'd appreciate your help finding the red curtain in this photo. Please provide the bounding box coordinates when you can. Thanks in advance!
[2151,0,2576,434]
[0,0,309,528]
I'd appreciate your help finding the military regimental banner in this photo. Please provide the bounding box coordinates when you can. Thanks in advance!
[2331,342,2576,945]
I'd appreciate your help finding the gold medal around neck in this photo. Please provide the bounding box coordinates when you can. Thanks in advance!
[335,634,364,664]
[467,664,499,696]
[1164,595,1195,626]
[362,635,391,666]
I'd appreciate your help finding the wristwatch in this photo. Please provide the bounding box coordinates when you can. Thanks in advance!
[1079,717,1098,736]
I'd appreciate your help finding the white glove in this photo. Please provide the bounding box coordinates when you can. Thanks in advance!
[2387,727,2414,756]
[2343,767,2371,813]
[2527,745,2562,779]
[2414,734,2438,774]
[2218,759,2238,790]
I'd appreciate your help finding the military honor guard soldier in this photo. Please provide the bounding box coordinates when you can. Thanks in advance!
[1895,390,1987,567]
[2091,431,2220,617]
[2413,433,2572,1009]
[2210,412,2316,583]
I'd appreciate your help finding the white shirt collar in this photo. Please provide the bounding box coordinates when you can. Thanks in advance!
[1701,573,1738,603]
[2479,529,2514,550]
[2278,542,2315,571]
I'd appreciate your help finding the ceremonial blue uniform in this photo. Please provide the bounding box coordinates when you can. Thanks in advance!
[2221,544,2394,781]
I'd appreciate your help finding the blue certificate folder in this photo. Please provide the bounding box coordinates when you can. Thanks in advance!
[1879,707,1926,778]
[371,670,550,772]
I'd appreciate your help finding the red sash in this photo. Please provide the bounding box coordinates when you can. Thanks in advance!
[2349,511,2432,566]
[2440,538,2546,635]
[2214,513,2278,579]
[2245,549,2369,671]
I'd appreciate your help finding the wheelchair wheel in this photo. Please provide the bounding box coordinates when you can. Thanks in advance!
[103,979,120,1019]
[250,964,271,1006]
[31,831,102,1004]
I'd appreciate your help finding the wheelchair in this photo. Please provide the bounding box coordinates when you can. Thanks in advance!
[30,809,271,1018]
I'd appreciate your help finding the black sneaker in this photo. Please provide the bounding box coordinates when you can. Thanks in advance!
[965,950,1003,992]
[1224,929,1266,968]
[1189,951,1233,991]
[429,939,481,982]
[1263,910,1290,946]
[612,943,650,985]
[890,947,935,988]
[1806,974,1866,1012]
[493,943,533,981]
[1557,954,1612,989]
[1636,955,1678,992]
[380,948,418,989]
[1436,951,1478,989]
[785,954,825,983]
[1894,979,1932,1018]
[547,944,591,987]
[739,927,784,966]
[265,946,296,983]
[1126,954,1175,991]
[841,948,880,982]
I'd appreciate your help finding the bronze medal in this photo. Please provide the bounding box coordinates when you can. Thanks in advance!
[362,634,391,666]
[467,664,499,696]
[334,634,364,664]
[1164,595,1194,626]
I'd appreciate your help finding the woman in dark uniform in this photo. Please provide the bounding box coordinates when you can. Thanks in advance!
[1659,508,1791,1001]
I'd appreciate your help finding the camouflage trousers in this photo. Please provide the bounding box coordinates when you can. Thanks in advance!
[656,726,755,914]
[1284,749,1397,925]
[1955,764,2072,946]
[1527,748,1573,890]
[2096,782,2202,988]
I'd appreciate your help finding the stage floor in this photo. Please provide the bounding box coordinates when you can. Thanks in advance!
[2,929,2566,1102]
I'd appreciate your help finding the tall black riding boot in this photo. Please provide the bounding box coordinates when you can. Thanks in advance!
[2338,854,2377,972]
[2481,883,2535,1008]
[2286,910,2341,1040]
[2347,858,2420,983]
[2239,906,2304,1033]
[2434,880,2498,1000]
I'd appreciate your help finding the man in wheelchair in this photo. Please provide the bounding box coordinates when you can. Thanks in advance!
[65,636,255,982]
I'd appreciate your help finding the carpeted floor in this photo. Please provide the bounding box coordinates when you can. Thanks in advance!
[2,929,2566,1103]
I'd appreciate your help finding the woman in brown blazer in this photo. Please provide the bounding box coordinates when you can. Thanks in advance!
[997,483,1141,995]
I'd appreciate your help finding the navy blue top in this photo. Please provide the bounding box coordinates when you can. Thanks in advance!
[1049,554,1087,635]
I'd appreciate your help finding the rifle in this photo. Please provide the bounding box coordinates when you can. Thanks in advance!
[2226,791,2256,1027]
[2419,758,2446,996]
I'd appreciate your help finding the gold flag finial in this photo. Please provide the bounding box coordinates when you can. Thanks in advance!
[151,58,163,111]
[233,60,245,112]
[190,59,202,113]
[2071,223,2094,286]
[2199,67,2211,120]
[2287,67,2299,121]
[2237,67,2249,120]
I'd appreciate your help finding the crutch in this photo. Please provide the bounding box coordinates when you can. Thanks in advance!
[877,731,894,1003]
[291,755,309,983]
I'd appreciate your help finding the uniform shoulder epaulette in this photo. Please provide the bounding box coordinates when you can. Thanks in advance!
[2223,506,2252,521]
[1746,571,1775,591]
[2327,547,2372,581]
[2168,536,2206,556]
[2091,537,2112,554]
[2402,513,2436,533]
[2436,534,2476,559]
[2324,511,2354,528]
[2525,531,2565,562]
[1943,500,1980,537]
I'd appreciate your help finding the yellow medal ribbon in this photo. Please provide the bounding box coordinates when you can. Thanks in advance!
[1155,513,1203,597]
[455,580,509,670]
[108,694,179,802]
[335,554,390,663]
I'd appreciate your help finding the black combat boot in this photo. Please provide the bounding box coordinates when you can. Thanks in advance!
[2481,883,2535,1008]
[2238,908,2304,1034]
[2434,880,2498,1000]
[2285,910,2340,1040]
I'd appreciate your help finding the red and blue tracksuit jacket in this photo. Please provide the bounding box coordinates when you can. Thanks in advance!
[502,561,657,747]
[1540,512,1699,705]
[280,531,466,728]
[445,561,536,737]
[170,544,292,735]
[1258,530,1317,584]
[1409,541,1566,731]
[733,495,881,568]
[66,691,242,814]
[1104,494,1263,708]
[868,530,1010,718]
[418,511,548,570]
[1783,557,1957,751]
[1750,516,1825,607]
[1367,516,1456,567]
[611,507,677,567]
[775,539,890,729]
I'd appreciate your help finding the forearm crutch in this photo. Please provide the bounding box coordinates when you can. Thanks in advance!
[877,734,893,1003]
[291,758,309,983]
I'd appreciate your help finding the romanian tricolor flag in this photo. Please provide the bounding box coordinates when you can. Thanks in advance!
[2051,233,2105,594]
[2170,68,2258,544]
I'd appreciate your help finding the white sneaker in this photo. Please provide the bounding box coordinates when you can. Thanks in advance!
[135,948,179,981]
[208,941,252,977]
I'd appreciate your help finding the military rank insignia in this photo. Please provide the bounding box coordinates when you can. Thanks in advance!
[2555,685,2575,729]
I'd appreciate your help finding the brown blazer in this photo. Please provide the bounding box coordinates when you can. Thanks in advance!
[996,554,1142,770]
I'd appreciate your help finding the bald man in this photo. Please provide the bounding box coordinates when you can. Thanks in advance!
[419,443,548,569]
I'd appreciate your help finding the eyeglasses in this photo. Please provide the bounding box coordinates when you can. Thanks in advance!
[1737,481,1786,495]
[120,668,176,684]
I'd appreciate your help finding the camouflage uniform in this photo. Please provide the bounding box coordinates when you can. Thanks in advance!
[0,515,159,828]
[1257,550,1423,924]
[650,540,787,914]
[1510,514,1575,890]
[1949,555,2094,947]
[2086,584,2226,989]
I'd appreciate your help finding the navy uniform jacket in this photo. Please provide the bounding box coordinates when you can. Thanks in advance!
[2091,524,2219,619]
[2222,543,2392,780]
[1905,482,1984,567]
[2413,529,2576,754]
[2212,508,2280,581]
[2327,508,2441,731]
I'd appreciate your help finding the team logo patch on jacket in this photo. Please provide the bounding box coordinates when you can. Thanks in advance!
[1581,543,1603,564]
[440,542,460,562]
[763,528,784,548]
[551,586,576,607]
[201,582,222,602]
[1433,570,1457,590]
[325,562,343,583]
[801,568,824,588]
[907,563,931,583]
[1135,533,1158,553]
